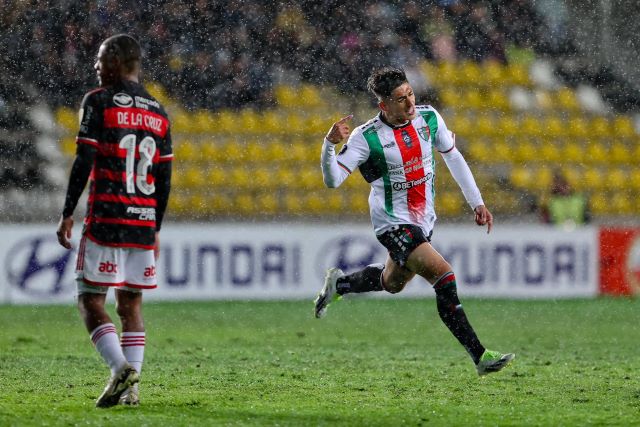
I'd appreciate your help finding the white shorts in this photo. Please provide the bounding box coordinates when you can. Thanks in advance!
[75,236,157,295]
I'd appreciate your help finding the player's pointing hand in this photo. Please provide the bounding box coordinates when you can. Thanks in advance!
[326,114,353,144]
[474,205,493,234]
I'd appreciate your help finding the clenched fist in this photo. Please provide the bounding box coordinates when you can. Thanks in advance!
[325,114,353,144]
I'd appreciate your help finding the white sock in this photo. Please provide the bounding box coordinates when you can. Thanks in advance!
[90,323,127,376]
[121,331,145,374]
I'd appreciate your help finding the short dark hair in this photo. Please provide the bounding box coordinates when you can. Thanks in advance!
[367,67,408,99]
[103,34,141,72]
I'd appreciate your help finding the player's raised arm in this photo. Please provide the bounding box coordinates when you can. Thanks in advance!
[321,115,353,188]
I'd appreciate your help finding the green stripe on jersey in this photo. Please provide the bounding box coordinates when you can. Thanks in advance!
[362,127,395,217]
[420,110,439,200]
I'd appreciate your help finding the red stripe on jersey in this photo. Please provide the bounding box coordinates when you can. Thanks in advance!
[393,125,426,223]
[337,161,351,174]
[93,168,125,182]
[76,137,99,147]
[159,154,173,163]
[93,193,157,207]
[85,232,156,250]
[92,217,155,227]
[103,107,169,138]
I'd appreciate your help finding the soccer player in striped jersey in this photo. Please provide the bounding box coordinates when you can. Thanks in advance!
[315,67,514,376]
[56,34,172,406]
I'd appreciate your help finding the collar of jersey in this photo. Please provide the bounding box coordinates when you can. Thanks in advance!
[378,112,411,130]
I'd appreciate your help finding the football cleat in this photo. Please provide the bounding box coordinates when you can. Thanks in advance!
[314,267,344,319]
[96,364,139,408]
[119,383,140,406]
[476,349,515,376]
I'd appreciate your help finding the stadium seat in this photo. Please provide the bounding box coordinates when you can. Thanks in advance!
[608,168,627,190]
[55,107,78,131]
[459,60,482,85]
[440,89,460,107]
[299,84,323,108]
[589,192,608,216]
[487,89,510,111]
[497,116,518,137]
[628,169,640,189]
[613,116,635,138]
[229,167,252,189]
[514,140,538,162]
[262,111,283,134]
[609,142,630,164]
[209,192,233,214]
[275,85,298,108]
[283,193,304,215]
[437,191,463,216]
[207,167,228,187]
[234,193,256,215]
[240,109,260,134]
[193,110,216,133]
[556,88,580,112]
[584,142,608,164]
[467,138,492,163]
[539,142,561,162]
[174,140,198,162]
[183,168,206,188]
[610,192,632,215]
[510,166,532,189]
[257,193,279,214]
[582,167,603,190]
[520,116,542,137]
[505,63,531,87]
[563,142,584,163]
[171,109,191,133]
[542,116,563,139]
[276,167,296,188]
[590,116,611,138]
[253,167,276,189]
[482,61,505,87]
[60,137,76,156]
[246,140,265,160]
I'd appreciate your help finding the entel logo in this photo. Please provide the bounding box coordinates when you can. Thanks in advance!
[316,235,385,278]
[5,236,74,297]
[99,261,118,274]
[113,92,133,108]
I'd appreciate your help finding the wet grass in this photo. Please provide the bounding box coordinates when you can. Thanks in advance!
[1,298,639,426]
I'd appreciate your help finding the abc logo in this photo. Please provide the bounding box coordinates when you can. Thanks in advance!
[99,261,118,274]
[144,266,156,278]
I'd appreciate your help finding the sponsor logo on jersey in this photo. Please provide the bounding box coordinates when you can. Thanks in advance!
[127,207,156,221]
[99,261,118,274]
[401,130,413,148]
[135,96,160,110]
[144,266,156,277]
[417,126,430,141]
[392,172,432,191]
[382,141,396,149]
[113,92,134,108]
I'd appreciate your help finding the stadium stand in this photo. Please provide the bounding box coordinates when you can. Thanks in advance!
[2,1,639,222]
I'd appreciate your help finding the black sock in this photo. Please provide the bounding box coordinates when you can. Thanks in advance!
[336,264,385,295]
[434,272,485,364]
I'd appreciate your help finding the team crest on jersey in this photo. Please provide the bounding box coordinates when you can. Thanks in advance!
[113,92,133,108]
[401,130,413,148]
[417,126,431,142]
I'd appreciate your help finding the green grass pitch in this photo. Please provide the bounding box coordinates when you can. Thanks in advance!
[1,297,639,426]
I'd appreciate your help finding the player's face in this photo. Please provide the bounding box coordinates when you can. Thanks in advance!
[94,43,118,86]
[381,82,416,125]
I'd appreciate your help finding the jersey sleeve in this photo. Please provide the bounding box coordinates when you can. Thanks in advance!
[76,91,103,148]
[336,130,370,173]
[432,109,455,154]
[158,124,174,163]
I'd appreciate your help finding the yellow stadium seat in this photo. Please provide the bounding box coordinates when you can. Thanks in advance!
[262,110,282,134]
[435,62,457,86]
[304,113,326,135]
[253,167,276,189]
[561,166,581,189]
[276,168,296,187]
[326,193,344,211]
[207,167,228,187]
[288,143,309,163]
[275,85,297,108]
[171,109,191,133]
[542,116,563,139]
[505,63,530,86]
[590,192,608,216]
[299,84,323,108]
[493,140,514,162]
[215,110,235,133]
[209,193,233,214]
[510,166,532,189]
[487,89,510,111]
[234,194,255,215]
[590,116,610,138]
[174,140,198,162]
[187,194,208,215]
[467,139,492,163]
[628,170,640,190]
[539,143,561,162]
[520,116,541,137]
[497,116,518,137]
[584,143,608,164]
[482,61,505,86]
[285,113,305,137]
[183,168,206,188]
[193,110,216,133]
[60,137,76,156]
[459,60,482,85]
[201,140,228,163]
[556,88,580,111]
[230,167,251,188]
[475,115,495,137]
[608,168,627,190]
[168,193,187,215]
[296,168,319,190]
[609,142,630,164]
[583,167,603,190]
[534,90,554,111]
[262,141,287,163]
[462,90,483,109]
[246,141,264,160]
[284,193,304,215]
[440,89,460,107]
[613,116,635,138]
[56,107,78,131]
[145,82,171,106]
[257,193,279,214]
[449,113,472,136]
[514,140,537,162]
[567,117,589,138]
[224,142,245,162]
[305,193,326,214]
[533,167,553,190]
[563,142,584,163]
[611,192,632,215]
[438,191,463,216]
[240,109,260,134]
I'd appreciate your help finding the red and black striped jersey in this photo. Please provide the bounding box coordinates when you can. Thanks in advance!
[76,80,173,249]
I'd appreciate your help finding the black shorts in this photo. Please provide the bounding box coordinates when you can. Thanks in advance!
[376,224,432,267]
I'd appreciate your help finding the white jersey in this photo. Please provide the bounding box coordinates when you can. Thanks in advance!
[323,105,483,235]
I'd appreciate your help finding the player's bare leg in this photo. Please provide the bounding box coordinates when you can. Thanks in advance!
[406,243,514,375]
[116,289,145,405]
[380,255,415,294]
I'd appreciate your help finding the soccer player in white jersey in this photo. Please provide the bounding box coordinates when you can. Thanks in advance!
[315,67,514,376]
